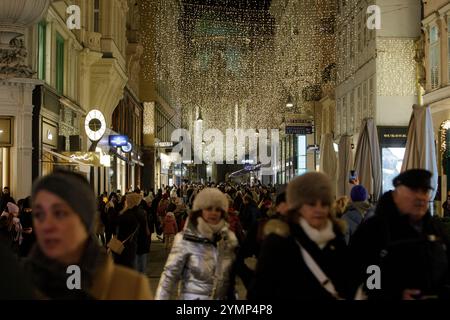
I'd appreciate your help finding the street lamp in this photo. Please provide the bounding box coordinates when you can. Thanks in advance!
[286,95,294,108]
[197,108,203,122]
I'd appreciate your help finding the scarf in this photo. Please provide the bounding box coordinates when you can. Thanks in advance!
[24,236,108,300]
[196,217,226,241]
[299,218,335,249]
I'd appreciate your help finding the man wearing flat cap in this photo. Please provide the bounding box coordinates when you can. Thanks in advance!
[349,169,450,300]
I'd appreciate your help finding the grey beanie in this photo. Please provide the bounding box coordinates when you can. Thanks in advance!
[32,171,97,232]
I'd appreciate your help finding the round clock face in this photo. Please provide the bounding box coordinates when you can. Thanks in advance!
[85,109,106,141]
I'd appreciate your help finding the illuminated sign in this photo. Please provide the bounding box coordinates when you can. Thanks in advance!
[85,109,106,141]
[155,141,174,148]
[47,130,53,141]
[121,142,133,153]
[109,135,129,147]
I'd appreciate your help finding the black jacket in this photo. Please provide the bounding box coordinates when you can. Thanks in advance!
[114,208,140,268]
[349,191,450,300]
[247,221,350,300]
[135,207,150,255]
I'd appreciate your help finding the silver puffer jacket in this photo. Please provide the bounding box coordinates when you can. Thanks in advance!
[155,219,238,300]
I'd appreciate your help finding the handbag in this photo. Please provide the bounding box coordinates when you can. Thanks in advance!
[107,226,139,255]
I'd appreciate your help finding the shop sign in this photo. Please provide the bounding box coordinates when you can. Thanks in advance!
[155,141,174,148]
[85,109,106,141]
[62,152,100,166]
[121,142,133,153]
[378,127,408,147]
[42,121,58,148]
[285,114,314,135]
[109,135,129,147]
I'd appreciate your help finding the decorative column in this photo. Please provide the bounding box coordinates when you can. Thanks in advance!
[0,0,51,198]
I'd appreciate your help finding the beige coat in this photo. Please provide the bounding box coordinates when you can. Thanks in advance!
[90,255,153,300]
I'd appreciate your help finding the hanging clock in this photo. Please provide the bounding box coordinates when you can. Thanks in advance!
[85,109,106,141]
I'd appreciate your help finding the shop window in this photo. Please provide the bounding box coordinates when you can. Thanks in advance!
[94,0,101,33]
[448,18,450,83]
[342,95,347,133]
[369,76,375,117]
[362,80,368,119]
[297,135,307,176]
[38,21,46,81]
[56,33,65,95]
[348,91,354,134]
[430,25,440,90]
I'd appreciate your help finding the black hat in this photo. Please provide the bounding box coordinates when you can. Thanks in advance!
[32,171,97,233]
[393,169,433,191]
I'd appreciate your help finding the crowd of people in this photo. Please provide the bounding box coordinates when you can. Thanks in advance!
[1,168,450,300]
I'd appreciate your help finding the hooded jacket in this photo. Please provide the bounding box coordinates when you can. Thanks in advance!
[342,201,374,244]
[155,218,238,300]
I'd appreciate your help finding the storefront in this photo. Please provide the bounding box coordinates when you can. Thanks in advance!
[111,87,144,193]
[32,85,86,180]
[0,117,13,189]
[377,126,408,193]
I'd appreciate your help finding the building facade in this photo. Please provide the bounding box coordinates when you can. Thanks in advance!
[335,0,421,195]
[422,0,450,206]
[270,0,336,184]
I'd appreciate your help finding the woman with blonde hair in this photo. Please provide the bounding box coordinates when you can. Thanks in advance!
[333,196,350,218]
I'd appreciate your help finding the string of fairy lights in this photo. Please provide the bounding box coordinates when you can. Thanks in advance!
[141,0,337,134]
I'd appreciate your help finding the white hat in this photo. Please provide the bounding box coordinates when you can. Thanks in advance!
[193,188,229,212]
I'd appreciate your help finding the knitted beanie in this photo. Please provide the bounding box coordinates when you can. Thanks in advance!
[32,171,97,232]
[350,185,368,202]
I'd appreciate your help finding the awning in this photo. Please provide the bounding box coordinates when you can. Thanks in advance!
[354,118,382,201]
[132,159,145,167]
[401,105,438,199]
[229,163,262,177]
[109,147,130,163]
[319,133,337,182]
[42,148,95,167]
[337,135,354,197]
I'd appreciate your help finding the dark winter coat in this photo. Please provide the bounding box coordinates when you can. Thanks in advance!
[114,208,140,268]
[247,220,350,300]
[349,191,450,300]
[135,206,150,255]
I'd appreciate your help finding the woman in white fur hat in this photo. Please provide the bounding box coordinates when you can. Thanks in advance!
[155,188,238,300]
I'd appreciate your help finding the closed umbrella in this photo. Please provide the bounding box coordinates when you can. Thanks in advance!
[401,105,438,199]
[337,135,354,197]
[354,118,382,201]
[320,133,337,182]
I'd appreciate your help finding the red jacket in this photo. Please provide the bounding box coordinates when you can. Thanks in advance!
[163,213,177,235]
